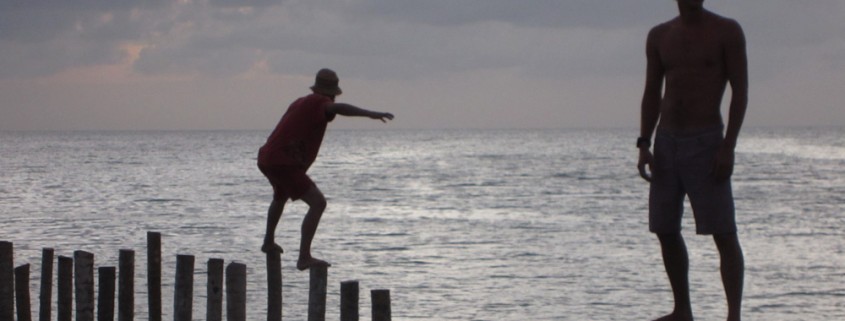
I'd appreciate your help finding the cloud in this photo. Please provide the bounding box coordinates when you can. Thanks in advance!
[1,0,845,130]
[0,1,167,77]
[0,0,673,79]
[341,0,672,29]
[208,0,285,8]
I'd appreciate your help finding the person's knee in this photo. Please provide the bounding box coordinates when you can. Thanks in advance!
[713,233,743,258]
[302,187,327,211]
[657,232,683,243]
[311,196,327,211]
[713,233,740,248]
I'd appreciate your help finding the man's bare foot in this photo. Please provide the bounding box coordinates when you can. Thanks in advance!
[296,257,331,271]
[653,312,693,321]
[261,243,284,253]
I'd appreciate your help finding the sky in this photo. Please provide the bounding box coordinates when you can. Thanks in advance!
[1,0,844,131]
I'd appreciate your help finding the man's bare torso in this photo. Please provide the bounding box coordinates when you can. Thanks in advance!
[653,11,738,134]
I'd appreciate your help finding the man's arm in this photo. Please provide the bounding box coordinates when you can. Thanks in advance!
[714,20,748,181]
[638,26,665,182]
[326,103,394,122]
[722,20,748,149]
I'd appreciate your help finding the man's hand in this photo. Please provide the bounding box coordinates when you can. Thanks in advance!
[638,148,654,182]
[371,112,394,123]
[713,144,735,182]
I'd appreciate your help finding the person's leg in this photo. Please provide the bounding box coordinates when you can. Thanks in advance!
[655,232,694,321]
[262,198,287,253]
[296,184,331,270]
[713,233,744,321]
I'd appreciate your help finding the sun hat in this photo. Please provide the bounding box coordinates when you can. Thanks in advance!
[310,68,343,96]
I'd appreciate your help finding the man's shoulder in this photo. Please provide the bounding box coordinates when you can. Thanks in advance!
[706,11,743,30]
[648,17,678,39]
[296,93,332,106]
[650,18,676,32]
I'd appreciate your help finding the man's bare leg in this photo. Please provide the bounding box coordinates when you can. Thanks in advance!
[262,199,286,253]
[714,233,744,321]
[654,233,694,321]
[296,185,331,271]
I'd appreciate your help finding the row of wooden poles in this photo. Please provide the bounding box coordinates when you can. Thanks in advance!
[0,232,392,321]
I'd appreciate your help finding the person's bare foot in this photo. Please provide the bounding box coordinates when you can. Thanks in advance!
[653,312,693,321]
[261,243,283,253]
[296,257,331,271]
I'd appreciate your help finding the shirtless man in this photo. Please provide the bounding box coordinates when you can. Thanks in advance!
[258,68,394,270]
[637,1,748,320]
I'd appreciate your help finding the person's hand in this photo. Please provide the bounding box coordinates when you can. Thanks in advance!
[372,112,394,123]
[638,148,654,182]
[713,144,735,182]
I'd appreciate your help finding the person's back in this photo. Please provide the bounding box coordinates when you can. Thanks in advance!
[259,94,335,169]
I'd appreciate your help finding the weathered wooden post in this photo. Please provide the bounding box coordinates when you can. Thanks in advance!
[225,262,247,321]
[57,256,73,321]
[371,289,391,321]
[266,252,282,321]
[39,248,54,321]
[308,266,328,321]
[206,258,224,321]
[174,255,194,321]
[147,232,161,321]
[74,250,95,321]
[118,250,134,321]
[97,266,116,321]
[15,264,32,321]
[340,281,359,321]
[0,241,13,321]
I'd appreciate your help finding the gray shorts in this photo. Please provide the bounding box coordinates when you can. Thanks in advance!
[649,127,736,235]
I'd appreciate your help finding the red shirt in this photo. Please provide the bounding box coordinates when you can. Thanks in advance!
[258,94,335,168]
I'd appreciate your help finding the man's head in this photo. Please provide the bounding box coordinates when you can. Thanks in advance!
[310,68,343,97]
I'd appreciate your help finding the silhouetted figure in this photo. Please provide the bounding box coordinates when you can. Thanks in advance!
[637,1,748,320]
[258,68,394,271]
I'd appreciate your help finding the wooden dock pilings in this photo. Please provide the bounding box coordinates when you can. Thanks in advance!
[0,233,393,321]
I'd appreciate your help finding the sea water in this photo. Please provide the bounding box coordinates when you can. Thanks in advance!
[1,128,843,320]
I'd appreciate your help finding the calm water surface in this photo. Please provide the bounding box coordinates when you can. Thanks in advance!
[1,128,843,320]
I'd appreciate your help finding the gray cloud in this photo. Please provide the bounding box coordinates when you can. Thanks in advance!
[1,0,844,130]
[208,0,285,8]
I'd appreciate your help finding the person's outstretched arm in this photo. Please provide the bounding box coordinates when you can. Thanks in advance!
[327,103,394,122]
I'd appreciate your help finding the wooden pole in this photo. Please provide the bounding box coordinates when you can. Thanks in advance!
[39,248,54,321]
[146,232,161,321]
[0,241,13,321]
[97,267,116,321]
[308,266,328,321]
[74,250,95,321]
[206,258,224,321]
[225,262,247,321]
[371,290,391,321]
[266,252,282,321]
[340,281,359,321]
[57,256,73,321]
[173,255,194,321]
[15,264,32,321]
[118,250,134,321]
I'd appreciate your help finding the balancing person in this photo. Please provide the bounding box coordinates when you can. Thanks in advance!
[258,68,394,270]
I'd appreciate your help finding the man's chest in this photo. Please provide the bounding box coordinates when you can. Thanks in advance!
[658,30,725,71]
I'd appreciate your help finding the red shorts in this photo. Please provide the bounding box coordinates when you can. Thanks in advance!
[258,164,314,201]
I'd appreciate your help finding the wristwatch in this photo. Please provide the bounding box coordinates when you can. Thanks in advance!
[636,137,651,149]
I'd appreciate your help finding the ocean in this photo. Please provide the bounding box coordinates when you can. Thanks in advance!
[1,128,843,320]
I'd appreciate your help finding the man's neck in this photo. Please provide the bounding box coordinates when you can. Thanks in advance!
[678,4,706,25]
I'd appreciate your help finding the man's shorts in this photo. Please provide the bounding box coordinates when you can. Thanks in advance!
[649,127,736,235]
[258,164,314,201]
